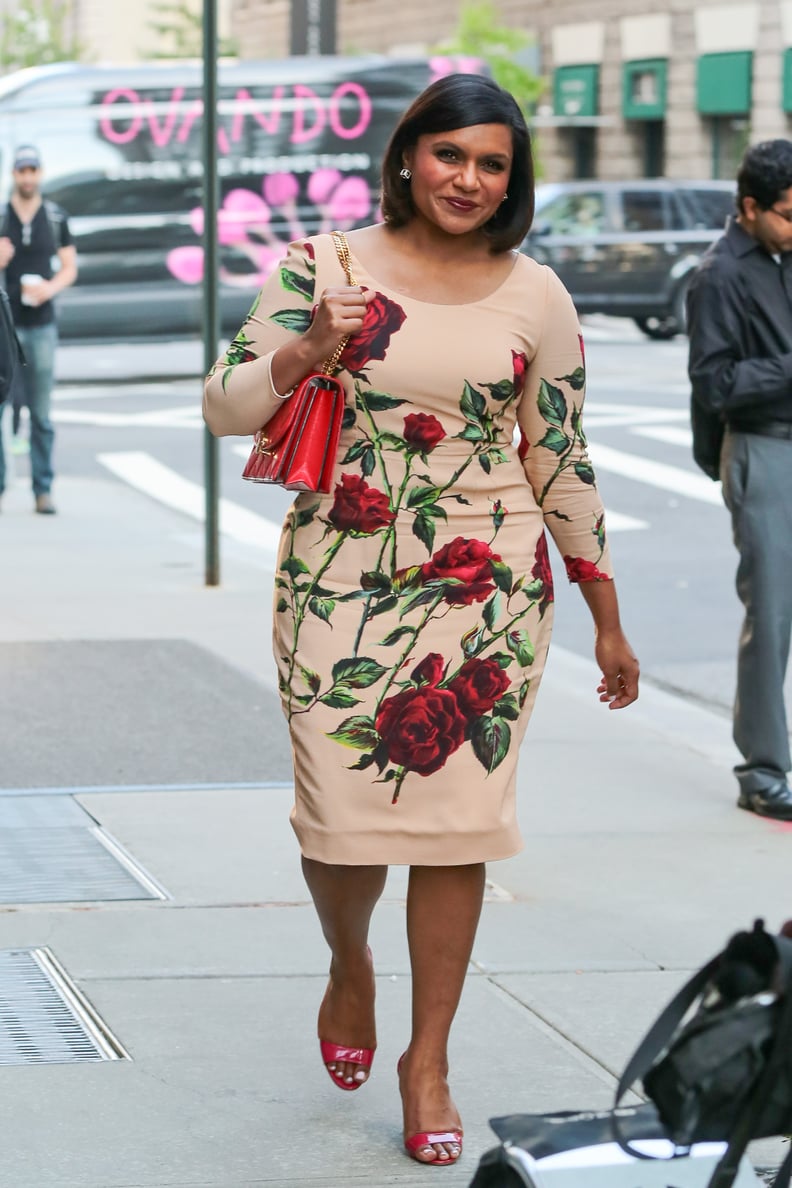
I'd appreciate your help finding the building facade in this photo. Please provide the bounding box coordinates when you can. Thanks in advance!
[0,0,233,67]
[231,0,792,181]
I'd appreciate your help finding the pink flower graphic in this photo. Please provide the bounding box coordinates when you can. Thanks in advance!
[168,171,372,288]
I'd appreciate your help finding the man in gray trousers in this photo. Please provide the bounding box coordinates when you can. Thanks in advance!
[688,138,792,820]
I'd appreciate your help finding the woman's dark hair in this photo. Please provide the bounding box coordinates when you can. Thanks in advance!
[737,139,792,211]
[381,73,534,252]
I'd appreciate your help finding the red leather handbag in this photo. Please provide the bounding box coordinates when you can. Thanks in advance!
[242,231,354,493]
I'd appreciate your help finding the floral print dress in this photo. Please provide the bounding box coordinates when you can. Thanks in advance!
[209,232,612,866]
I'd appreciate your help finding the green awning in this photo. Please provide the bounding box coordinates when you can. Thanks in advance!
[553,64,599,119]
[623,59,667,119]
[697,51,752,115]
[783,48,792,112]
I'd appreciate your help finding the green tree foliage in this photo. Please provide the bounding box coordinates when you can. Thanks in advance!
[435,1,544,117]
[146,0,237,60]
[0,0,86,73]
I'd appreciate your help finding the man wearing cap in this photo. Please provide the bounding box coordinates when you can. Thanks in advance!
[0,145,77,514]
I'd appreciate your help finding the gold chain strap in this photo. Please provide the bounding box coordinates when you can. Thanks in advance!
[321,230,358,376]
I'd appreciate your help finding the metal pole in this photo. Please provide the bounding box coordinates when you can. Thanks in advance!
[203,0,221,586]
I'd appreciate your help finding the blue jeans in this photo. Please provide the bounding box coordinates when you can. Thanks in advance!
[0,322,57,496]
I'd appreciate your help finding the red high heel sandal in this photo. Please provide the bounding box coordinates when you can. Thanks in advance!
[320,1040,375,1091]
[397,1053,463,1165]
[404,1130,464,1165]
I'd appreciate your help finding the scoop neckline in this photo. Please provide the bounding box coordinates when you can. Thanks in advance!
[339,238,523,308]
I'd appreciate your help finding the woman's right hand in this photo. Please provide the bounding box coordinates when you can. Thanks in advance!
[302,285,375,364]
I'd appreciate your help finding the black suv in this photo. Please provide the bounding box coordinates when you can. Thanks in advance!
[522,180,736,339]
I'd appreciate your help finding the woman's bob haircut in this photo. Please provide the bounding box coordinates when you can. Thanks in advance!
[381,73,535,253]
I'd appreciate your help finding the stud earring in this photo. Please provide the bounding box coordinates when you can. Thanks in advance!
[501,192,509,203]
[399,167,412,180]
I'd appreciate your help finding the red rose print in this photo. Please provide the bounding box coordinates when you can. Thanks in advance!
[328,474,395,535]
[420,537,500,606]
[448,658,510,717]
[411,653,446,686]
[376,686,466,775]
[512,349,528,398]
[578,333,586,365]
[403,412,446,452]
[339,290,407,372]
[304,241,315,261]
[564,555,609,582]
[517,429,530,461]
[532,533,554,612]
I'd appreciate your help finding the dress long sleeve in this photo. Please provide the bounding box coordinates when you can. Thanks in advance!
[203,239,317,437]
[518,267,613,583]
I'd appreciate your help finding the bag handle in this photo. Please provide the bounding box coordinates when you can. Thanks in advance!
[612,952,722,1161]
[320,230,357,377]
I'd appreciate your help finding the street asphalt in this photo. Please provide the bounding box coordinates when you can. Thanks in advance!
[0,419,789,1187]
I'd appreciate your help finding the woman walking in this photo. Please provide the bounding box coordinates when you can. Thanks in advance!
[204,73,639,1167]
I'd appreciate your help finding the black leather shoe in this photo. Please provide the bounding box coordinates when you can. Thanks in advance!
[738,781,792,820]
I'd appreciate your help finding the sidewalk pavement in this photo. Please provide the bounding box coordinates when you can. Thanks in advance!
[0,472,789,1188]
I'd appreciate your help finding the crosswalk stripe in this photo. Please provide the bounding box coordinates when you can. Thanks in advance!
[632,425,694,448]
[588,441,722,505]
[604,510,647,532]
[99,446,648,548]
[54,407,204,429]
[97,451,282,556]
[232,446,646,529]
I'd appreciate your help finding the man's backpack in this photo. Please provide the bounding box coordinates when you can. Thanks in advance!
[0,287,24,406]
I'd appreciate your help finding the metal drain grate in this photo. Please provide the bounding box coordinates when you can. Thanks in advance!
[0,796,167,904]
[0,948,129,1065]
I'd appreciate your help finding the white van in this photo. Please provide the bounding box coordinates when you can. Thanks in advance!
[0,57,467,339]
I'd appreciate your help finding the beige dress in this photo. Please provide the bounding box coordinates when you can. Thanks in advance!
[210,232,613,865]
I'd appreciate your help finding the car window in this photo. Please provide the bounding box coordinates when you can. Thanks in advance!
[665,191,687,229]
[621,190,666,232]
[535,191,607,235]
[686,188,735,230]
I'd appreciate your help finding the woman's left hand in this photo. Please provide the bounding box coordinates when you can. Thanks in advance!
[594,629,640,709]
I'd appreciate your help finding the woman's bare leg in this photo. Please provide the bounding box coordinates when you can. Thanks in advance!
[301,856,387,1086]
[399,862,486,1161]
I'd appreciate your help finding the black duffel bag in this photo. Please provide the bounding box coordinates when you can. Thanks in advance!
[469,921,792,1188]
[614,918,792,1188]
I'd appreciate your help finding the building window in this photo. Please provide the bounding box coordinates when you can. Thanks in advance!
[642,121,665,178]
[622,59,667,121]
[558,127,597,180]
[709,118,749,180]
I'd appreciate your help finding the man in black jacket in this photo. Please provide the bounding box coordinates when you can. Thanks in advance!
[688,139,792,820]
[0,145,77,515]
